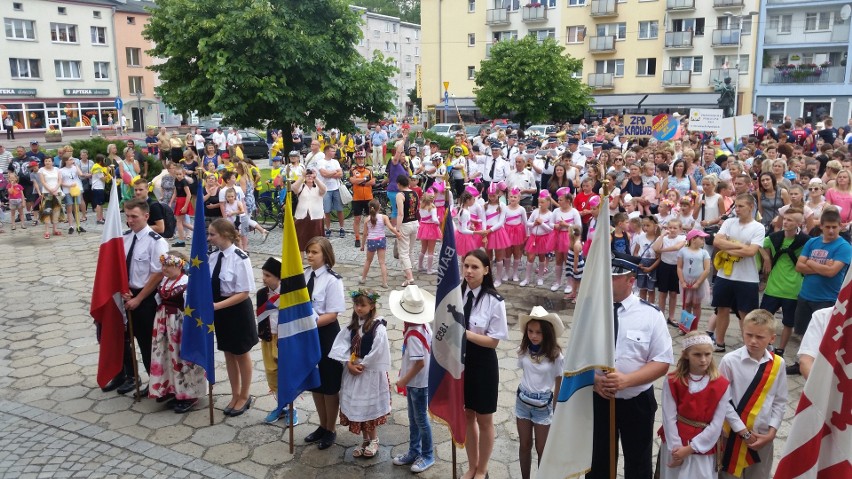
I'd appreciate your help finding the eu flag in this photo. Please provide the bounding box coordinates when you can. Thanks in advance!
[180,180,216,384]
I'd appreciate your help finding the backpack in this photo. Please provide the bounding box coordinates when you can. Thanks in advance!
[152,201,177,239]
[768,231,809,266]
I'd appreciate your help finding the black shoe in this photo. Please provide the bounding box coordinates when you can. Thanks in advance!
[174,398,198,414]
[305,427,326,443]
[713,343,726,353]
[786,362,801,376]
[355,239,361,248]
[325,229,331,238]
[116,379,138,395]
[317,430,336,450]
[156,393,175,403]
[173,240,186,247]
[339,228,345,238]
[100,374,127,392]
[68,227,74,235]
[77,227,86,233]
[774,348,785,356]
[228,395,253,417]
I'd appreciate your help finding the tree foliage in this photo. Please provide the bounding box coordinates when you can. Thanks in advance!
[144,0,398,135]
[354,0,420,24]
[473,36,591,127]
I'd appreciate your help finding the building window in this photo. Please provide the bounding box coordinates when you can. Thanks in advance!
[405,71,412,78]
[468,66,476,80]
[9,58,40,79]
[530,29,556,43]
[672,18,704,36]
[566,25,586,43]
[805,12,830,32]
[493,30,519,42]
[94,61,110,80]
[469,0,476,12]
[545,0,557,7]
[572,67,582,79]
[93,11,102,19]
[596,23,626,40]
[670,56,703,73]
[714,55,749,74]
[58,7,67,15]
[768,15,792,34]
[90,26,107,45]
[637,58,657,76]
[55,60,82,80]
[414,47,419,56]
[385,22,390,32]
[405,55,412,61]
[393,42,398,52]
[50,23,78,43]
[13,3,23,11]
[127,17,136,25]
[4,18,36,40]
[415,30,419,40]
[385,41,390,51]
[393,23,397,33]
[595,59,624,77]
[468,33,476,46]
[638,21,658,40]
[406,36,411,43]
[502,0,520,12]
[768,100,786,123]
[129,76,143,95]
[126,48,141,67]
[568,0,586,5]
[373,29,380,38]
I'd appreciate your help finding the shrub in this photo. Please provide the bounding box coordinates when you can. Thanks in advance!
[422,130,454,152]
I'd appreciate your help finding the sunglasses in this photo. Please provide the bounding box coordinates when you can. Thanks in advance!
[809,187,822,191]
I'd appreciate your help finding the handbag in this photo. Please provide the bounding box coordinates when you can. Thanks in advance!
[339,184,352,205]
[516,388,553,408]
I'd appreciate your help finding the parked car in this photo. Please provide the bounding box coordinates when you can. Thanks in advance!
[525,124,557,138]
[429,123,464,138]
[237,130,269,159]
[465,124,484,141]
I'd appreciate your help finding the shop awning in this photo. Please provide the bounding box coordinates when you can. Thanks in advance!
[639,93,720,108]
[591,94,648,109]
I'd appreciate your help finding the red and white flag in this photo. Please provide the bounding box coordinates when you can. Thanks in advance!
[90,182,129,388]
[775,269,852,479]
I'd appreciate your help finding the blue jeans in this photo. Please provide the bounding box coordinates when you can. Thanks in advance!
[406,386,433,460]
[387,191,398,219]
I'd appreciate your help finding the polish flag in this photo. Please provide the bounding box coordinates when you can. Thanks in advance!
[775,269,852,479]
[90,181,129,388]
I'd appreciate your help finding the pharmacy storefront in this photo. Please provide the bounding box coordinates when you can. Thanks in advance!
[0,88,119,132]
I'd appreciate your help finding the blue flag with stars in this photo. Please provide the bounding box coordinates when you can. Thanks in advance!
[180,180,216,384]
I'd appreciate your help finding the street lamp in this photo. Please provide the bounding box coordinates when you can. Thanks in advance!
[724,10,759,116]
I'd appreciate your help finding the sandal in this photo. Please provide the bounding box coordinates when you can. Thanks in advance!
[52,230,62,236]
[352,440,370,458]
[362,438,379,458]
[44,233,50,239]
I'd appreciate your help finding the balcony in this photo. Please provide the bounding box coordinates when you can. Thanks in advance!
[589,35,616,53]
[764,22,849,45]
[665,31,694,48]
[486,8,510,26]
[712,29,740,47]
[522,5,547,23]
[663,70,692,87]
[713,0,743,7]
[709,68,739,86]
[762,65,845,84]
[667,0,695,11]
[590,0,618,17]
[588,73,614,89]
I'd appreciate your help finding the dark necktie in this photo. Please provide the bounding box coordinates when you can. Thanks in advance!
[307,271,316,298]
[613,302,622,347]
[125,234,137,278]
[211,252,224,298]
[463,291,474,330]
[489,157,497,180]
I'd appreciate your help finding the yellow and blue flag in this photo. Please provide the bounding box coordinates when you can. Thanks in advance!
[180,180,216,383]
[277,190,321,408]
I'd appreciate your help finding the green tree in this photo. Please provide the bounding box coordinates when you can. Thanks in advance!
[473,36,591,127]
[144,0,397,150]
[354,0,420,23]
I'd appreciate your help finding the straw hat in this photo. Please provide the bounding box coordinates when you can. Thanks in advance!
[518,306,564,337]
[389,285,436,325]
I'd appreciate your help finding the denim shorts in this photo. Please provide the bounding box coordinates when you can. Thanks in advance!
[323,189,343,213]
[514,389,554,425]
[367,237,386,252]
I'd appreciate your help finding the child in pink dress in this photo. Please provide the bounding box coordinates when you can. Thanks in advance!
[503,188,528,282]
[551,187,582,292]
[416,193,441,274]
[454,189,481,257]
[483,182,511,286]
[521,190,555,287]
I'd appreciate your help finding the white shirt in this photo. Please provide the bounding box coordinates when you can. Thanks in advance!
[306,265,345,315]
[194,134,205,150]
[211,132,226,150]
[316,157,341,191]
[227,131,241,146]
[552,208,582,232]
[798,307,832,359]
[209,244,254,296]
[478,155,510,182]
[400,324,432,388]
[303,151,325,171]
[611,294,674,399]
[719,347,787,434]
[518,352,564,394]
[506,168,536,198]
[462,285,508,340]
[124,226,169,289]
[717,217,765,282]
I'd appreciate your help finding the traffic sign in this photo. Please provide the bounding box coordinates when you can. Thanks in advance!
[443,81,449,91]
[115,98,123,110]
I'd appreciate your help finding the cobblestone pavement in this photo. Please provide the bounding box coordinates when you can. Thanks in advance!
[0,215,805,478]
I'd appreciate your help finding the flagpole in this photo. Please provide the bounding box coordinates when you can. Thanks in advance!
[208,384,214,425]
[451,442,457,479]
[288,403,295,454]
[597,162,617,479]
[126,310,141,403]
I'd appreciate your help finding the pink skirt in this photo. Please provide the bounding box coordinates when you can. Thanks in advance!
[436,206,447,223]
[455,231,482,257]
[504,223,527,246]
[485,228,511,250]
[417,222,441,241]
[526,233,555,255]
[553,230,571,253]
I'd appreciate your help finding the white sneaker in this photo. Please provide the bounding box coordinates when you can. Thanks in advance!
[564,285,573,294]
[501,274,508,282]
[536,278,544,286]
[494,279,502,287]
[512,274,520,282]
[550,283,560,292]
[519,278,529,287]
[427,268,437,275]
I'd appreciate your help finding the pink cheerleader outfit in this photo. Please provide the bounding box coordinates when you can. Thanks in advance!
[417,207,442,241]
[455,207,482,256]
[503,206,528,246]
[525,209,555,254]
[483,204,511,250]
[431,181,448,221]
[552,207,582,253]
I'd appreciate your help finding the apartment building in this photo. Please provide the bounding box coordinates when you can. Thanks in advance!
[421,0,759,122]
[113,0,163,132]
[352,6,421,118]
[752,0,852,124]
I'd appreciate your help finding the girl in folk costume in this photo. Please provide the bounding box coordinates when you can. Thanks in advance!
[551,187,582,292]
[521,190,555,287]
[515,307,564,479]
[455,189,482,257]
[416,192,441,274]
[482,181,512,287]
[149,251,207,414]
[658,332,730,479]
[502,188,528,282]
[329,289,391,459]
[563,225,585,303]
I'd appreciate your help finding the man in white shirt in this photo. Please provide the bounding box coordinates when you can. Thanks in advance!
[193,129,205,155]
[506,156,537,208]
[227,128,241,158]
[479,144,510,198]
[211,128,227,155]
[318,145,345,238]
[0,144,12,172]
[502,134,521,161]
[303,140,325,172]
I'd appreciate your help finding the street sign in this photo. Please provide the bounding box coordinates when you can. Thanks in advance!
[443,81,449,91]
[115,98,124,110]
[688,108,723,132]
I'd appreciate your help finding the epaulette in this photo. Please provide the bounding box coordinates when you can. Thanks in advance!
[148,231,162,240]
[640,299,661,311]
[235,248,248,259]
[123,229,132,235]
[327,268,343,280]
[486,290,504,301]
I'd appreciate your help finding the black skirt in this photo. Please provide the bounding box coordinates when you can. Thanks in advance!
[309,321,343,395]
[212,297,258,355]
[464,340,499,414]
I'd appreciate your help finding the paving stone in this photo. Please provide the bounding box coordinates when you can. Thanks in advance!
[190,424,237,447]
[203,443,250,465]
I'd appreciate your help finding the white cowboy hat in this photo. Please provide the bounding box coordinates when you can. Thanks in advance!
[518,306,564,337]
[389,285,436,325]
